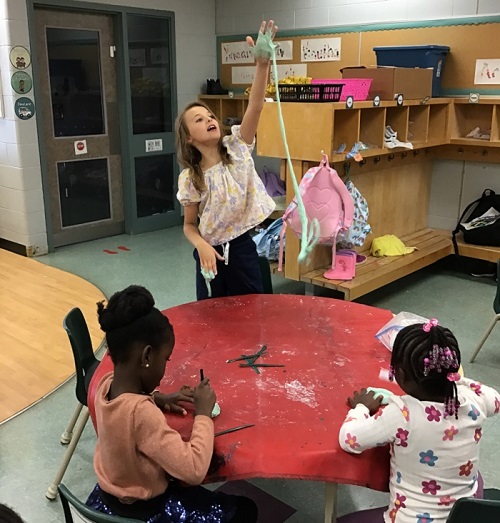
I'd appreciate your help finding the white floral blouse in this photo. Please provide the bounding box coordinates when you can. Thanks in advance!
[176,125,275,246]
[339,378,500,523]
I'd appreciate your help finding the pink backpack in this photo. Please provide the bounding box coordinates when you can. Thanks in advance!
[278,154,354,276]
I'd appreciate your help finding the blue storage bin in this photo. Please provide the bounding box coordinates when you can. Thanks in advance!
[373,45,450,97]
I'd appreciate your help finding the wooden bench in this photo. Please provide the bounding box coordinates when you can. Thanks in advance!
[300,229,453,301]
[443,230,500,264]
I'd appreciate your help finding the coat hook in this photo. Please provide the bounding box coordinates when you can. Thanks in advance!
[374,156,381,164]
[401,152,407,159]
[388,153,395,161]
[413,150,420,156]
[482,149,488,157]
[458,147,464,154]
[359,159,366,167]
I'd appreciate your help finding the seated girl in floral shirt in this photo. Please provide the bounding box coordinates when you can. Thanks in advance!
[338,320,500,523]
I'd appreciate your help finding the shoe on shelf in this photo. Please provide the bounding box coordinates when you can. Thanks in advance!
[206,79,215,94]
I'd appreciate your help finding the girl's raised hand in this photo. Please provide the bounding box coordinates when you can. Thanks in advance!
[246,20,278,63]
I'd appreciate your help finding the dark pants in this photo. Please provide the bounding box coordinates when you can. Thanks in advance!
[194,231,263,301]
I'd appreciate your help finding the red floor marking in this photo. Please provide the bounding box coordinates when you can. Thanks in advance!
[117,246,131,251]
[103,249,118,254]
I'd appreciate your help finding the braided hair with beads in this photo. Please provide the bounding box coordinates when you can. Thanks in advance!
[389,319,462,418]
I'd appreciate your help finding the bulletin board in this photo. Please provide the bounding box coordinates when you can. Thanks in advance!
[217,16,500,95]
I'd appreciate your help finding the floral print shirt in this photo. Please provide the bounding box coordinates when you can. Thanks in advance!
[339,378,500,523]
[176,125,275,246]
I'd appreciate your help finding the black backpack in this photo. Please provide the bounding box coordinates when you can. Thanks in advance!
[452,189,500,253]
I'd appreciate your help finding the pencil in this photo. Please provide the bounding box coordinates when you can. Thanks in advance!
[239,364,285,368]
[200,369,204,382]
[214,424,255,437]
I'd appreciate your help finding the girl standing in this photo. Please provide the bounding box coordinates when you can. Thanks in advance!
[338,320,500,522]
[176,21,277,300]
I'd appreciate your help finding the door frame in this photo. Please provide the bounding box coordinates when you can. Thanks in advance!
[27,0,179,251]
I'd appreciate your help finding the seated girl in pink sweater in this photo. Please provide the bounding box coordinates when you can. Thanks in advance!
[86,285,257,522]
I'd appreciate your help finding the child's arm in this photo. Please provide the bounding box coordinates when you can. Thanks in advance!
[459,377,500,417]
[339,389,406,454]
[183,204,224,275]
[136,400,214,485]
[240,21,277,145]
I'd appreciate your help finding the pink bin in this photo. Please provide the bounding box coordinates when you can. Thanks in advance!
[312,78,372,101]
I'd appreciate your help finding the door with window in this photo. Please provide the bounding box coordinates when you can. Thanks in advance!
[125,13,180,233]
[35,7,124,247]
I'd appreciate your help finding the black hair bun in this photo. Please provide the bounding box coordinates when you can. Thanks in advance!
[97,285,155,333]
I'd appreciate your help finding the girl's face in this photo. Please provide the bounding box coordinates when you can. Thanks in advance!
[142,341,173,394]
[184,106,220,146]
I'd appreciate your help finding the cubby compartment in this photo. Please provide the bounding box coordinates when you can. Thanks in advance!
[386,107,409,142]
[428,104,449,143]
[332,109,360,155]
[200,97,221,118]
[491,106,500,142]
[450,102,493,143]
[359,107,386,153]
[408,105,429,145]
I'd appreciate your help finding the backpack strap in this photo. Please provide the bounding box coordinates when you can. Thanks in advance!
[451,196,482,255]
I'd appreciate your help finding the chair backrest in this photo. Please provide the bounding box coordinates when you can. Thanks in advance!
[58,484,143,523]
[447,496,500,522]
[63,308,99,406]
[494,259,500,314]
[258,256,273,294]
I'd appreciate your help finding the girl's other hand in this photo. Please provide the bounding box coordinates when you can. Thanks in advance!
[246,20,278,63]
[197,241,224,276]
[348,388,383,416]
[154,387,194,416]
[194,378,217,417]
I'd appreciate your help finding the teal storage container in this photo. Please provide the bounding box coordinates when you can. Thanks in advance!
[373,45,450,97]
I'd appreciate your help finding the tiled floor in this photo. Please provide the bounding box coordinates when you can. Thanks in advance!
[1,226,499,522]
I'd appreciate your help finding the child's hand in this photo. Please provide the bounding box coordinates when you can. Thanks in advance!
[154,386,194,415]
[348,388,383,416]
[197,241,224,277]
[194,378,217,417]
[246,20,278,63]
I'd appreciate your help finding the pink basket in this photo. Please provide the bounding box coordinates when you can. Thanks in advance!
[312,78,372,101]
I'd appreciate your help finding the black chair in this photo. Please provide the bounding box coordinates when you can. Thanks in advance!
[258,256,274,294]
[447,488,500,522]
[58,484,142,522]
[470,259,500,362]
[46,308,101,500]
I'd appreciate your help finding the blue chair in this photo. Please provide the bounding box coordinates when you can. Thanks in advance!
[46,308,101,500]
[446,488,500,522]
[58,484,142,523]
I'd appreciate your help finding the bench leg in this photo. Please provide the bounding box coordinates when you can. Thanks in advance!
[470,314,500,363]
[325,482,338,523]
[305,283,319,296]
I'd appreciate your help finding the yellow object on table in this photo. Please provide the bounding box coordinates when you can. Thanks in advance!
[371,235,417,257]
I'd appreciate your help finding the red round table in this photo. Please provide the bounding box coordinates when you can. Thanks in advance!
[88,294,400,522]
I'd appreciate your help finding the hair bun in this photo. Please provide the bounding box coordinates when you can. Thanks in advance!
[97,285,155,333]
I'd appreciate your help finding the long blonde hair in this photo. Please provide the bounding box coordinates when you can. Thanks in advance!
[175,102,231,193]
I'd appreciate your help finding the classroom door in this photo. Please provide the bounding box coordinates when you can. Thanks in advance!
[34,7,125,247]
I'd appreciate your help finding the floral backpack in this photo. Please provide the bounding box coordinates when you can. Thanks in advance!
[278,154,354,271]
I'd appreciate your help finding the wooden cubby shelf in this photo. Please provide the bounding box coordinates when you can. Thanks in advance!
[201,94,500,300]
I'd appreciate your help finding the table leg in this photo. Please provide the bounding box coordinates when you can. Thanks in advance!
[324,482,338,523]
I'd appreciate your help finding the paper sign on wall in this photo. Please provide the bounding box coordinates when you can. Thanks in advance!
[474,59,500,85]
[232,64,308,85]
[222,40,294,64]
[301,37,341,62]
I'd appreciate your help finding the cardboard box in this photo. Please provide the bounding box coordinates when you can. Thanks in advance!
[341,66,433,100]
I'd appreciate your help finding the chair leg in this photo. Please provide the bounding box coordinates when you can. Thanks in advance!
[46,407,90,500]
[470,314,500,363]
[324,482,338,523]
[60,403,84,444]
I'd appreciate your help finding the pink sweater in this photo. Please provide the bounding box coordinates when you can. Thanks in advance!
[93,373,214,502]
